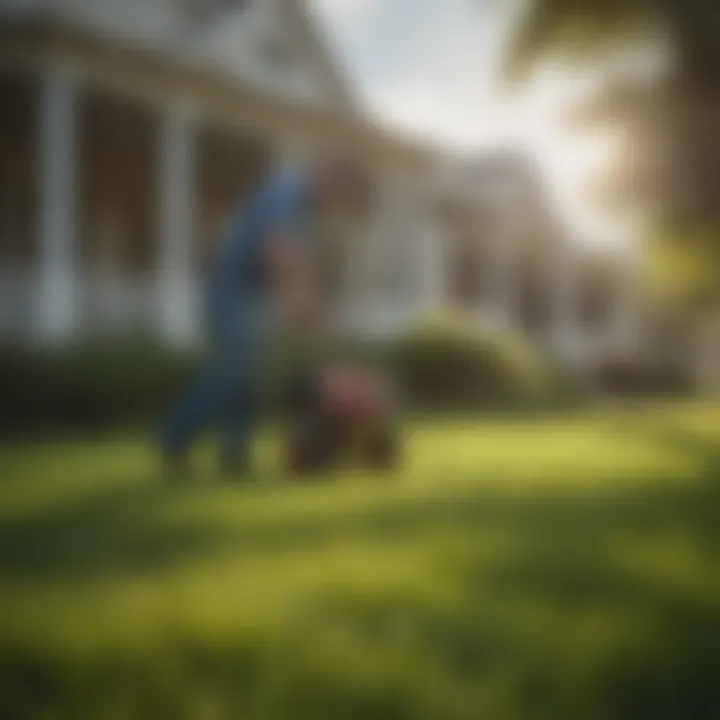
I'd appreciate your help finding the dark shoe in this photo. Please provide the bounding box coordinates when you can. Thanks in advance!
[219,458,251,482]
[365,429,400,471]
[162,448,191,483]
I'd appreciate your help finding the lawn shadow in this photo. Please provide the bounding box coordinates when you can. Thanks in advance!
[1,422,720,718]
[0,445,715,581]
[290,427,720,719]
[0,480,246,583]
[1,422,720,585]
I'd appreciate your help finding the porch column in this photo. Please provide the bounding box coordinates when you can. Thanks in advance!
[357,180,393,333]
[384,184,412,325]
[551,237,581,360]
[94,208,125,332]
[617,269,640,354]
[37,69,79,342]
[609,243,642,356]
[417,212,444,314]
[157,105,198,347]
[487,203,517,331]
[343,217,367,329]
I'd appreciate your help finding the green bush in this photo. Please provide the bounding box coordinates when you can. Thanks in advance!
[382,314,561,412]
[0,318,570,435]
[0,336,386,435]
[0,343,201,435]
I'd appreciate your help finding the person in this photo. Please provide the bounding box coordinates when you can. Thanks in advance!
[161,155,367,479]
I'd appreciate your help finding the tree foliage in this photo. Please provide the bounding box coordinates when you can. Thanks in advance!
[502,0,720,308]
[507,0,720,87]
[646,225,720,309]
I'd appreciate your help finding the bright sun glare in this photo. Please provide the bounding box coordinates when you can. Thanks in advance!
[317,0,634,246]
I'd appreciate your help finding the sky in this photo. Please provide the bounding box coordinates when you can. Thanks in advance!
[311,0,655,247]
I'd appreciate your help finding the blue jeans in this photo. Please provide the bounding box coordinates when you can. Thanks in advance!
[163,301,272,469]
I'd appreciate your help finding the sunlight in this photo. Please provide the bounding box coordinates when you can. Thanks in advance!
[530,122,624,238]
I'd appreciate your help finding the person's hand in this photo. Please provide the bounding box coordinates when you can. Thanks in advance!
[287,287,321,329]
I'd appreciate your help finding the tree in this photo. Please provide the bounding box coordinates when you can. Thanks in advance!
[505,0,719,275]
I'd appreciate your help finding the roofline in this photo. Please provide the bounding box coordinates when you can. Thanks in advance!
[0,17,437,176]
[283,0,361,115]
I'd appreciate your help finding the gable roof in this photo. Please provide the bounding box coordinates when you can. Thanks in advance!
[1,0,358,114]
[281,0,360,114]
[181,0,360,113]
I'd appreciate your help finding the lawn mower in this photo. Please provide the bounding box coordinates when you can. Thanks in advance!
[282,365,401,475]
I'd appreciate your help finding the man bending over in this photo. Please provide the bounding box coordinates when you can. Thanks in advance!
[161,156,367,479]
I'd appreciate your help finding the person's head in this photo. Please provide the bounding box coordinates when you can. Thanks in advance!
[310,154,372,217]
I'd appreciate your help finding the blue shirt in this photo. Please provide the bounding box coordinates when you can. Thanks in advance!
[206,165,312,324]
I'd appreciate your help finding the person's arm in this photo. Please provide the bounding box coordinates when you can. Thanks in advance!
[264,232,318,327]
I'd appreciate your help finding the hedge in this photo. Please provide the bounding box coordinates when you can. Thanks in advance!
[0,343,201,436]
[0,319,572,435]
[380,315,564,412]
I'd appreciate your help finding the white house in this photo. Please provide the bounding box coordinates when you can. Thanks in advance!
[0,0,638,367]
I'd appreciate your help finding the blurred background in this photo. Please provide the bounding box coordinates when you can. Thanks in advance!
[0,0,719,718]
[0,0,719,424]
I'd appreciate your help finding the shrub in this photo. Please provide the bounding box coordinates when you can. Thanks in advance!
[381,314,561,412]
[0,317,571,436]
[0,343,200,436]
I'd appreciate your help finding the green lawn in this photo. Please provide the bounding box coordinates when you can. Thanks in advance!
[1,402,720,719]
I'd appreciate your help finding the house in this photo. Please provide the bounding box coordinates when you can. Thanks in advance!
[0,0,639,368]
[432,152,642,367]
